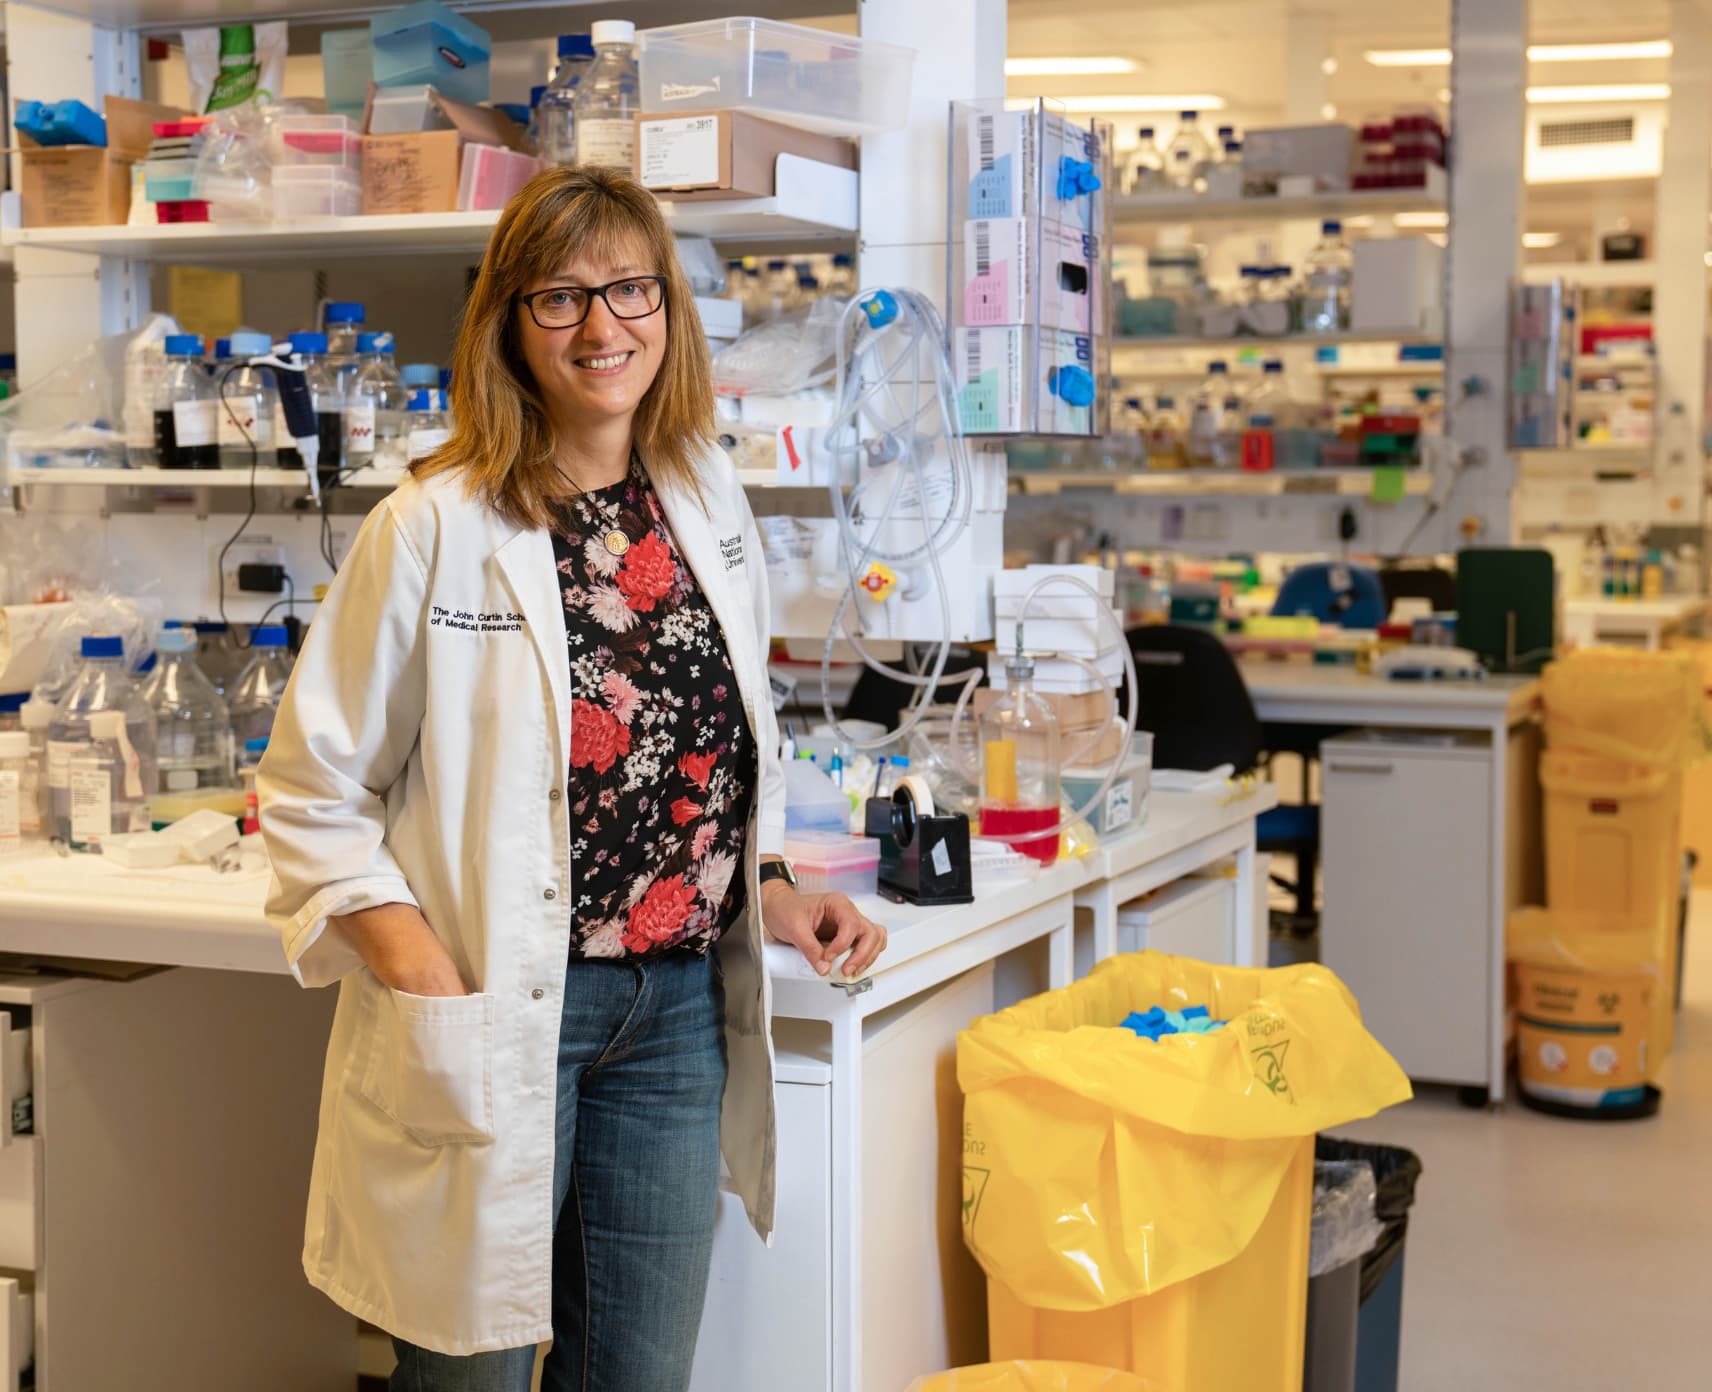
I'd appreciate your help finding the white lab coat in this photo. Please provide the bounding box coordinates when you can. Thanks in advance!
[258,446,785,1355]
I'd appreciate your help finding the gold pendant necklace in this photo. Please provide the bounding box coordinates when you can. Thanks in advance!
[562,458,635,556]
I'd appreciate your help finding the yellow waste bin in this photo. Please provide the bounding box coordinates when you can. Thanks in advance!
[1509,907,1660,1118]
[906,1362,1163,1392]
[1540,648,1706,768]
[957,953,1411,1392]
[1538,752,1680,1064]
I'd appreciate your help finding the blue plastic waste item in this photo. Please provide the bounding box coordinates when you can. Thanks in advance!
[1119,1003,1228,1041]
[15,98,106,147]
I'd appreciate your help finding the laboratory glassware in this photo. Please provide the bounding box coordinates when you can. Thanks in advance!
[143,627,234,792]
[229,626,294,747]
[218,330,280,470]
[47,635,157,849]
[978,649,1062,865]
[573,20,639,169]
[156,334,219,469]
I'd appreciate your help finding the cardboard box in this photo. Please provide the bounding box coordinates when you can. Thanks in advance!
[18,96,184,227]
[636,109,855,200]
[1351,236,1445,337]
[971,685,1119,727]
[360,84,524,215]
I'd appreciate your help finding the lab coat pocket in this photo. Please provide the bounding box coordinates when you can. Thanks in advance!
[362,988,498,1146]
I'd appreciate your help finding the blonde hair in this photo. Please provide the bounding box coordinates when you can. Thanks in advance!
[412,165,714,528]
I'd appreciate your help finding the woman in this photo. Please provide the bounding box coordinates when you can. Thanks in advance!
[259,166,887,1390]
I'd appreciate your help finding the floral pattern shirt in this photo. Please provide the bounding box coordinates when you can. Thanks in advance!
[552,468,754,958]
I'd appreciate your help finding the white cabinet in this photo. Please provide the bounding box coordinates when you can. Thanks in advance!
[691,965,995,1392]
[1113,876,1238,964]
[1321,732,1492,1085]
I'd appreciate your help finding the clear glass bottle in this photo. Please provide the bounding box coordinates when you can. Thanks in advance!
[1126,125,1165,194]
[324,301,365,362]
[229,625,294,747]
[0,732,40,854]
[18,700,52,840]
[405,388,452,462]
[1300,219,1353,334]
[1242,360,1288,472]
[46,635,157,850]
[344,332,407,472]
[526,83,547,151]
[827,252,857,298]
[572,19,638,170]
[1164,110,1215,191]
[1148,393,1185,469]
[284,331,343,488]
[977,650,1062,866]
[1189,360,1233,466]
[1110,396,1149,471]
[142,627,234,793]
[537,32,595,167]
[189,621,245,698]
[762,259,798,320]
[795,270,822,305]
[156,334,219,470]
[1243,265,1295,337]
[217,330,279,470]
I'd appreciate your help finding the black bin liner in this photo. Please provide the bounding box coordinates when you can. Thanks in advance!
[1316,1135,1423,1303]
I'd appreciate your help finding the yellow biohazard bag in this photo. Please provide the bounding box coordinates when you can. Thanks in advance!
[957,952,1411,1312]
[906,1362,1162,1392]
[1541,648,1707,768]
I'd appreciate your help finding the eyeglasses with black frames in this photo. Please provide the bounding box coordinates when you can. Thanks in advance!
[516,275,667,329]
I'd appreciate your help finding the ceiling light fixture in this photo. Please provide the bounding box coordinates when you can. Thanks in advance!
[1366,40,1671,67]
[1053,94,1227,113]
[1321,57,1338,76]
[1527,83,1670,103]
[1522,231,1562,248]
[1393,211,1449,229]
[1005,56,1142,76]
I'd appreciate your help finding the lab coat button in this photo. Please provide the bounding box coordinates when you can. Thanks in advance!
[549,788,562,802]
[532,988,545,1000]
[544,887,557,900]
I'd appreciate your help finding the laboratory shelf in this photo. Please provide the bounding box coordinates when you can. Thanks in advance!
[1521,260,1656,288]
[5,466,400,490]
[1113,181,1446,228]
[1008,468,1434,498]
[1115,330,1441,351]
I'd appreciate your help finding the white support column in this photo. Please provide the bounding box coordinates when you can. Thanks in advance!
[1442,0,1529,549]
[1283,8,1332,125]
[1652,0,1712,530]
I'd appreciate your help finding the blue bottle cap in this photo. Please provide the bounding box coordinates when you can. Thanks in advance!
[324,302,365,324]
[833,252,853,268]
[1138,125,1155,138]
[1124,397,1143,409]
[1323,218,1342,234]
[356,331,394,354]
[407,389,445,411]
[81,635,123,658]
[244,737,270,753]
[438,368,453,391]
[252,624,289,648]
[0,693,26,715]
[401,363,440,387]
[0,354,15,371]
[1179,109,1198,119]
[213,337,232,361]
[164,334,203,356]
[289,331,328,356]
[557,33,595,58]
[193,621,229,634]
[1208,360,1228,373]
[529,84,547,107]
[1263,360,1283,373]
[228,331,273,358]
[766,259,788,271]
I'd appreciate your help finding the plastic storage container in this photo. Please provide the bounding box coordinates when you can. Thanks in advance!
[1061,733,1152,839]
[271,114,362,168]
[637,16,917,136]
[458,143,544,211]
[371,0,491,106]
[321,28,373,121]
[273,166,362,218]
[367,83,454,135]
[782,830,880,896]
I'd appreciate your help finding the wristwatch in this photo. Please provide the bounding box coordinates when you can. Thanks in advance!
[758,858,798,891]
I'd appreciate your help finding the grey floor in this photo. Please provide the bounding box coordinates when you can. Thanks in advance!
[1336,891,1711,1391]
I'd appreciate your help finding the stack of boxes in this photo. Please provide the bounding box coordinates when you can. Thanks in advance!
[950,100,1113,439]
[986,564,1128,766]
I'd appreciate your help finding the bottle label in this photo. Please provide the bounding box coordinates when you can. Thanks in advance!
[0,771,19,848]
[69,763,112,846]
[46,739,79,791]
[219,397,273,451]
[407,427,450,461]
[173,398,219,448]
[344,402,377,455]
[577,119,637,170]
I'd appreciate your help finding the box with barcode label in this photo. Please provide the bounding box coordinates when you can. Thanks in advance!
[961,217,1099,333]
[963,106,1105,231]
[954,327,1096,436]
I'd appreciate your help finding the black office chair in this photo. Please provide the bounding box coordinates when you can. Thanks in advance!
[1126,625,1319,926]
[1379,564,1457,617]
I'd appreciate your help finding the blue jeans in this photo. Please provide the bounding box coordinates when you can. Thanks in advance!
[391,949,728,1392]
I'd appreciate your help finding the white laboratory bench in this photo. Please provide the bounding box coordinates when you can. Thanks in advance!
[1561,595,1711,651]
[1241,659,1542,1104]
[0,786,1273,1391]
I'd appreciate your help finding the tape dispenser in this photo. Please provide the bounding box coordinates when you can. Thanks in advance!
[863,775,973,906]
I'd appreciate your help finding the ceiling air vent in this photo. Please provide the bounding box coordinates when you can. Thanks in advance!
[1538,116,1635,148]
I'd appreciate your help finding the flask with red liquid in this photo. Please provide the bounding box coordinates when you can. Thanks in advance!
[978,647,1062,865]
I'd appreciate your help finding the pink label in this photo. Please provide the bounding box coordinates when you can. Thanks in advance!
[964,261,1014,327]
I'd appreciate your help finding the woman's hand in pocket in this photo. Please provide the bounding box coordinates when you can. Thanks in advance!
[333,903,469,996]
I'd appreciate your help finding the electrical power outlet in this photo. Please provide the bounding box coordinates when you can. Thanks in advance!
[220,537,283,597]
